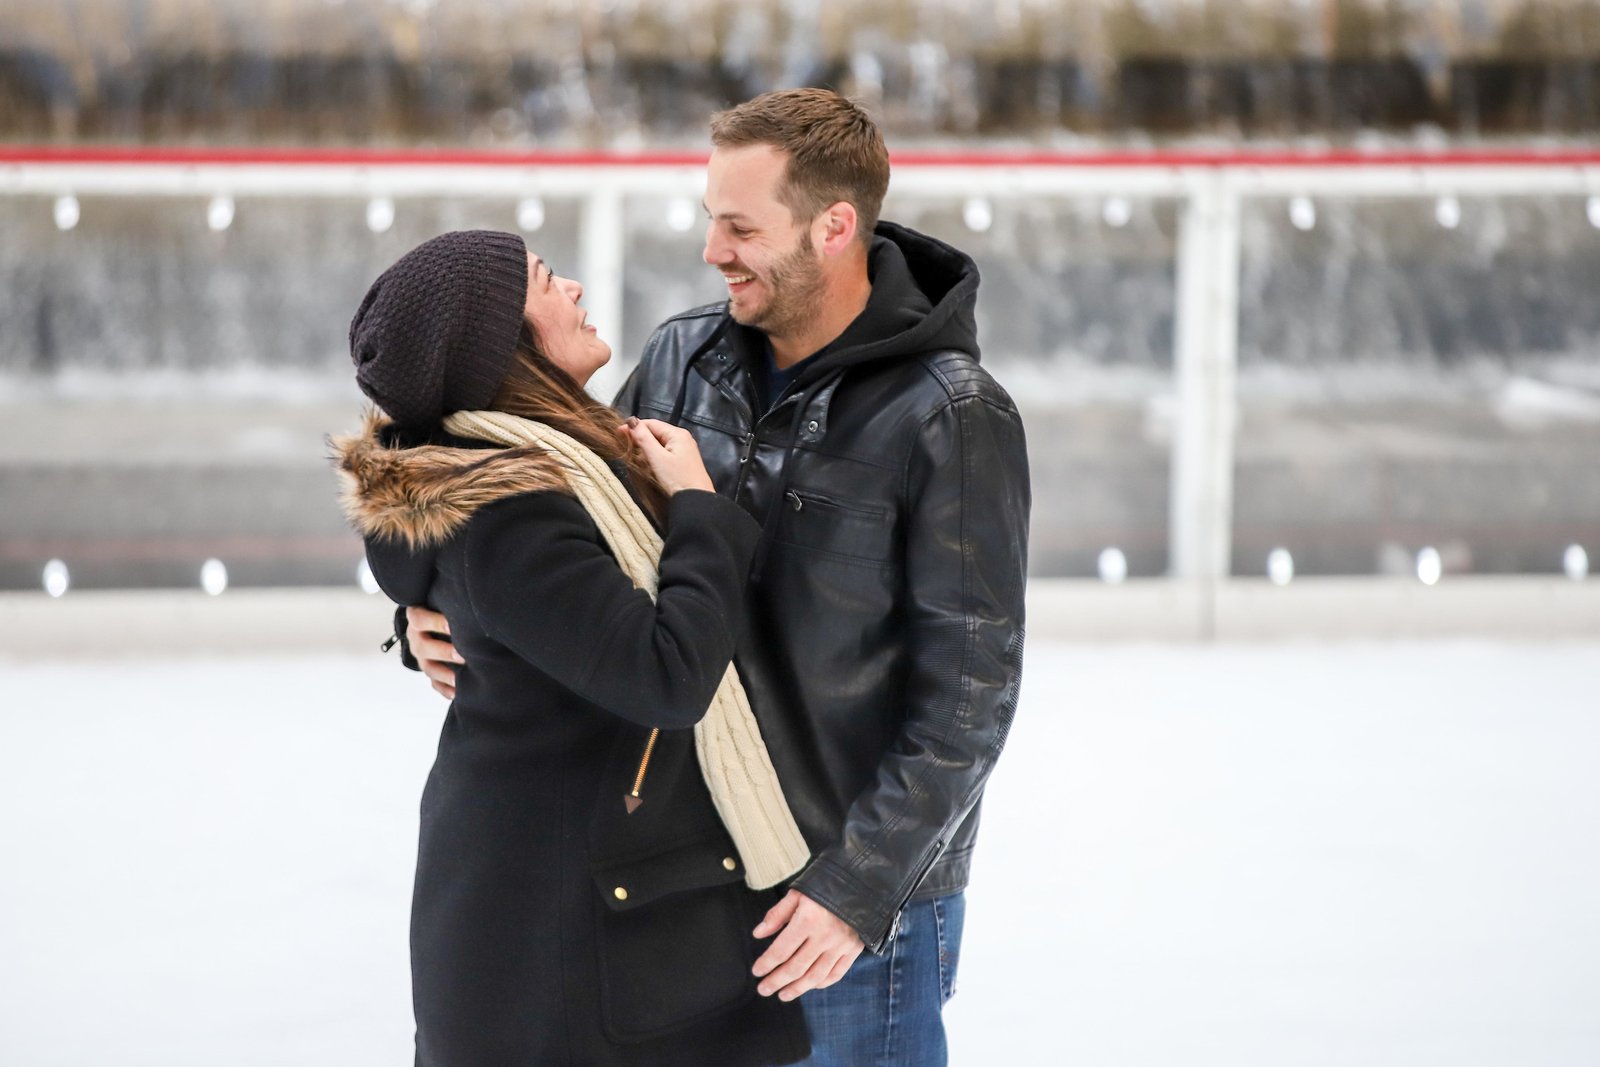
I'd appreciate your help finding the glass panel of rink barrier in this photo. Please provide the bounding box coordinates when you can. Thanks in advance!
[885,192,1182,579]
[0,193,584,393]
[619,188,1183,581]
[0,191,587,591]
[619,194,727,364]
[1231,194,1600,578]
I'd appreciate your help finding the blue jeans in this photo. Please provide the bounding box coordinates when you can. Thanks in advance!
[797,893,966,1067]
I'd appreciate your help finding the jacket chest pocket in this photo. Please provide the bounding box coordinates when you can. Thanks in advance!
[774,489,894,565]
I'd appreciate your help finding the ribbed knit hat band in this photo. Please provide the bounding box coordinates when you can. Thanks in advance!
[349,230,529,427]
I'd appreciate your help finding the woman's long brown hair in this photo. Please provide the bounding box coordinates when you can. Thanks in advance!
[488,321,670,524]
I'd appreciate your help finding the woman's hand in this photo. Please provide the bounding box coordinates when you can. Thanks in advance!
[620,417,715,495]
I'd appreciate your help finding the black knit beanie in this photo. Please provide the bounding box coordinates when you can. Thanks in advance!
[348,229,528,427]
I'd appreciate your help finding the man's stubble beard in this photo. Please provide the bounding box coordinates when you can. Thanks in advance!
[730,229,826,343]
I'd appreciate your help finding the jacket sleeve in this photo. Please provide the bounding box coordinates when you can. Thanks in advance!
[463,488,761,730]
[789,395,1030,949]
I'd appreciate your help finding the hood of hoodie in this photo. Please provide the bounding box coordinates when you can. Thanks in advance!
[329,410,571,603]
[777,219,981,390]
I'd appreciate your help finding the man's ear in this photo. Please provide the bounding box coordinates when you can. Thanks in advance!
[814,201,859,256]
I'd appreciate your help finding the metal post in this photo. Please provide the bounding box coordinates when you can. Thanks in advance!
[1169,169,1241,610]
[579,182,628,402]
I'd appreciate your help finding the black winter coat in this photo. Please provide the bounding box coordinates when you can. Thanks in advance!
[335,419,809,1067]
[614,223,1031,950]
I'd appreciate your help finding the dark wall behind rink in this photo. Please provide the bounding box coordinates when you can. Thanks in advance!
[1,187,1598,588]
[9,0,1600,144]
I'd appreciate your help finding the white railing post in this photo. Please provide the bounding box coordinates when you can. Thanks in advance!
[579,181,628,402]
[1170,169,1242,602]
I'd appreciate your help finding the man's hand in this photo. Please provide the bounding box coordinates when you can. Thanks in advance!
[751,890,865,1002]
[405,605,463,700]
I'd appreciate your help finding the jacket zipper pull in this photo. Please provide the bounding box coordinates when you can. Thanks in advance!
[739,432,756,465]
[624,728,660,814]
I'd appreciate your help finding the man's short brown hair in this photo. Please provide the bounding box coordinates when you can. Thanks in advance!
[710,88,889,246]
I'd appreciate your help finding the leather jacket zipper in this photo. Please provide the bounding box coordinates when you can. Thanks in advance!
[624,728,659,814]
[733,431,758,500]
[732,395,801,500]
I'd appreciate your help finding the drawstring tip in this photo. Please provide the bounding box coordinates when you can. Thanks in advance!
[623,794,643,814]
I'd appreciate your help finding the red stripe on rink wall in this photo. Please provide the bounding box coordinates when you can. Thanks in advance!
[5,144,1600,168]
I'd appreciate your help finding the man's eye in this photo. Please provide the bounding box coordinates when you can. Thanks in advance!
[730,227,751,238]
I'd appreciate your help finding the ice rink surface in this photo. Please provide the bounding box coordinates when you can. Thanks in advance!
[3,641,1598,1066]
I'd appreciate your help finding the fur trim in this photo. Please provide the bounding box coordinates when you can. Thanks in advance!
[330,409,571,549]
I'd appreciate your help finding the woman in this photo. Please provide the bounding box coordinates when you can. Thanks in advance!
[332,230,809,1066]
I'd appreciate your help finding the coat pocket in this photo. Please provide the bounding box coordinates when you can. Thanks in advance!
[591,838,762,1043]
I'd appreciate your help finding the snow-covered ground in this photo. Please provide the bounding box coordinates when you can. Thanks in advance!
[3,642,1597,1066]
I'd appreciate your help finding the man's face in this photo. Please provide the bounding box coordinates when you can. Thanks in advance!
[703,144,825,339]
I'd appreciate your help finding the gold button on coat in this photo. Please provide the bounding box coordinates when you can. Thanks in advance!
[613,887,628,901]
[722,857,737,871]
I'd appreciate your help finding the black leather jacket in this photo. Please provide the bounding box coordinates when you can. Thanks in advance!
[614,222,1030,949]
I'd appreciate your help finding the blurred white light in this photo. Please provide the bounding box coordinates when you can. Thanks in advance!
[367,197,396,234]
[1588,196,1600,230]
[358,558,381,595]
[42,559,69,598]
[666,197,697,233]
[1102,196,1131,228]
[1097,547,1128,585]
[515,196,545,232]
[200,558,229,596]
[1416,546,1443,586]
[1266,547,1295,586]
[54,195,80,231]
[962,197,993,233]
[1289,196,1316,232]
[207,195,235,232]
[1564,544,1589,581]
[1434,195,1460,230]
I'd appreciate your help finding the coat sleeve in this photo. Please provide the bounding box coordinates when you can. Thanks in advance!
[463,488,761,729]
[789,395,1030,949]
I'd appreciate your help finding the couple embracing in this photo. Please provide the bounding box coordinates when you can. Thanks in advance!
[334,89,1030,1066]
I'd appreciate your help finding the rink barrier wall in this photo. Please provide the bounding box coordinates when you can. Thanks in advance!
[7,147,1600,591]
[3,578,1597,660]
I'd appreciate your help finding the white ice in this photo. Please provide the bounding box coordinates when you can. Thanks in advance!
[2,642,1598,1066]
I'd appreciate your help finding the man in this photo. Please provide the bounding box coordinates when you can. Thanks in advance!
[403,88,1029,1064]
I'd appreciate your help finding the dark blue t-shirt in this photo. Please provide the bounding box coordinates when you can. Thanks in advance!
[763,340,809,413]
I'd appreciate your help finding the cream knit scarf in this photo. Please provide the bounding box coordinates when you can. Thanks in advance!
[444,409,810,890]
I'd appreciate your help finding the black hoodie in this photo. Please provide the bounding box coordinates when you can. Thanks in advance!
[613,220,1031,950]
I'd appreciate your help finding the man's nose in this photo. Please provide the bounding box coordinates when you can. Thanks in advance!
[703,230,729,266]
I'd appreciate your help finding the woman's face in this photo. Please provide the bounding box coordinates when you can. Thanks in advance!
[523,251,611,386]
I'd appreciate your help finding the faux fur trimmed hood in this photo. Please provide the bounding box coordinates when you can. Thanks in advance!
[331,410,572,550]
